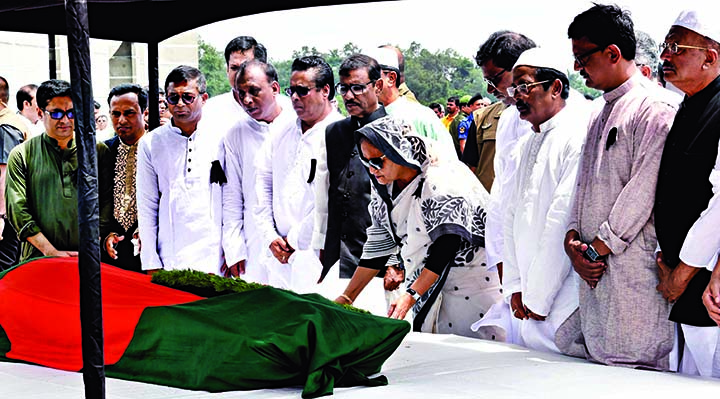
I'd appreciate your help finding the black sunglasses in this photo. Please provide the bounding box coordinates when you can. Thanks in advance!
[45,109,75,120]
[166,92,199,105]
[359,154,387,170]
[285,85,317,97]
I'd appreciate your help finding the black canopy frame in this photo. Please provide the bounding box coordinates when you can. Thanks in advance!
[0,1,382,397]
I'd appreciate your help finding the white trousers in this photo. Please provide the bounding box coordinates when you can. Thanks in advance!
[679,324,720,377]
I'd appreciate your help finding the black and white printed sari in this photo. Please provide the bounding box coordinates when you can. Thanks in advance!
[357,117,496,332]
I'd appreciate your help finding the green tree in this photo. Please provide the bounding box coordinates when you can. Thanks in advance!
[403,42,490,105]
[569,71,602,99]
[271,43,367,113]
[198,39,230,97]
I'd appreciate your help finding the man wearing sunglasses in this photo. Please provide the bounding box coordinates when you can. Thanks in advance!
[461,30,535,292]
[251,56,342,293]
[222,59,297,285]
[559,4,678,371]
[6,79,111,264]
[312,53,388,315]
[654,9,720,377]
[137,66,225,276]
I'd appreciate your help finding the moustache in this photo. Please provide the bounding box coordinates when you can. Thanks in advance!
[344,100,360,107]
[662,61,675,70]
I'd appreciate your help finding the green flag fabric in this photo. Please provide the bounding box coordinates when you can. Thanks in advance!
[0,258,410,398]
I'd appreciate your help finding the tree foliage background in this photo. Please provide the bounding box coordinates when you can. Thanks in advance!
[198,39,231,97]
[199,39,601,105]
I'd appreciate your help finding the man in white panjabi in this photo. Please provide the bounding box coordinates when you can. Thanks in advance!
[253,56,342,293]
[499,48,589,353]
[223,59,297,284]
[202,36,264,136]
[137,66,224,274]
[462,31,536,284]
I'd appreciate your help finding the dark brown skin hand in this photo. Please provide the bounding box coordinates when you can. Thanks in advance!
[221,260,245,278]
[384,265,404,291]
[703,260,720,325]
[564,230,606,288]
[510,292,528,320]
[270,237,295,264]
[656,252,698,303]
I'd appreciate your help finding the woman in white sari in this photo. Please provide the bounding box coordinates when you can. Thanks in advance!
[335,116,503,338]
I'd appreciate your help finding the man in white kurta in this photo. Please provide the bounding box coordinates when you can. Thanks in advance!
[254,57,343,292]
[484,106,531,274]
[464,31,537,280]
[137,66,224,274]
[202,36,265,138]
[502,49,589,353]
[223,60,297,284]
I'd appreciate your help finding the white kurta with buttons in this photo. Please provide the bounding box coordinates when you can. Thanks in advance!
[222,101,297,284]
[502,104,587,353]
[136,119,225,274]
[253,110,343,292]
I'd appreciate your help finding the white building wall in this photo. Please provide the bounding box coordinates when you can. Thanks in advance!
[0,31,198,114]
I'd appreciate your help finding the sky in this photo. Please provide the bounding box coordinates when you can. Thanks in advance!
[186,0,717,68]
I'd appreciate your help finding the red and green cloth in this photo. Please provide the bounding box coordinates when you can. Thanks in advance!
[0,258,410,398]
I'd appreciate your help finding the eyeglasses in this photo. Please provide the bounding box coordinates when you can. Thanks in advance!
[285,85,317,97]
[166,92,199,105]
[335,81,375,96]
[574,46,605,67]
[506,80,551,97]
[45,109,75,120]
[359,154,387,170]
[659,42,710,55]
[483,69,508,92]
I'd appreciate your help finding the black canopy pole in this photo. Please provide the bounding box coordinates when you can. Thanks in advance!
[64,1,106,398]
[148,40,160,130]
[48,34,57,79]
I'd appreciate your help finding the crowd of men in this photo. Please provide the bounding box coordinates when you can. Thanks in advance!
[1,2,720,381]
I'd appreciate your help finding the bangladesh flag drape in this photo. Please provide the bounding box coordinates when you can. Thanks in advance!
[0,258,410,398]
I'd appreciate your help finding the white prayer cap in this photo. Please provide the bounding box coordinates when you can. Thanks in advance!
[672,9,720,43]
[512,47,569,77]
[365,47,400,71]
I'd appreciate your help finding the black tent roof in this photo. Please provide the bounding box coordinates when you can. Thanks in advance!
[0,0,378,43]
[1,2,383,397]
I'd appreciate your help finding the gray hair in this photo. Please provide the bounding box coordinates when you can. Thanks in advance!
[635,30,658,78]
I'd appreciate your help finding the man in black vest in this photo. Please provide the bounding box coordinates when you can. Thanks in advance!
[101,84,147,272]
[655,9,720,377]
[312,54,388,314]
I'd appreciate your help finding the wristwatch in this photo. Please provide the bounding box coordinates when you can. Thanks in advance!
[584,244,605,262]
[406,287,422,302]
